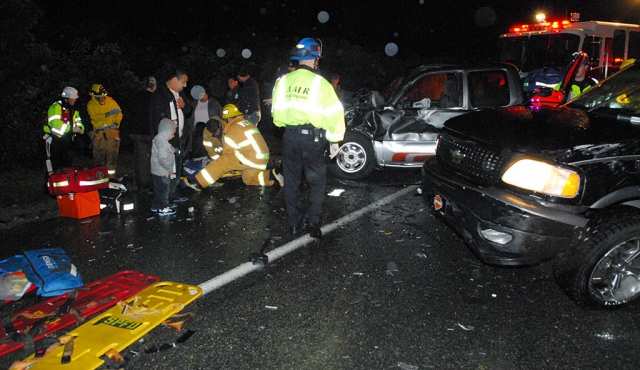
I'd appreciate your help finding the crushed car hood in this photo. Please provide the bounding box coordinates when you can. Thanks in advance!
[443,105,640,162]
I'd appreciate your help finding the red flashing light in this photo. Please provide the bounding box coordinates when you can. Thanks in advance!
[508,19,572,34]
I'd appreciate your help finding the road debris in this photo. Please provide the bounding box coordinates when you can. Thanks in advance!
[328,189,345,197]
[398,362,419,370]
[458,323,474,331]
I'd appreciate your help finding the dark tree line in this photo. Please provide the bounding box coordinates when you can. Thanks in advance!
[0,0,469,171]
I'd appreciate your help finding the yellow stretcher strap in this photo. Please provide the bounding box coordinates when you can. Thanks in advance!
[162,312,194,331]
[119,295,162,318]
[9,335,75,370]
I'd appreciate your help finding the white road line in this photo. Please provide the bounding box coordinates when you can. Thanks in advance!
[198,185,419,295]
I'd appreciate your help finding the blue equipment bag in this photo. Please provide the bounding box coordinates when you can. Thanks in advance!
[21,248,83,297]
[0,255,26,277]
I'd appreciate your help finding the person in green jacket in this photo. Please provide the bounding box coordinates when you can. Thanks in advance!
[554,56,598,101]
[44,87,84,173]
[271,37,346,238]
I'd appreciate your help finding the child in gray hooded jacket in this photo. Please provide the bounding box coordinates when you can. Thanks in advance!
[151,118,177,216]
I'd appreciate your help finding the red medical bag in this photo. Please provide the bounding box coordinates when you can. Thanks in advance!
[47,165,110,195]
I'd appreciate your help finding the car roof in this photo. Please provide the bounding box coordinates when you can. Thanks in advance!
[405,62,518,78]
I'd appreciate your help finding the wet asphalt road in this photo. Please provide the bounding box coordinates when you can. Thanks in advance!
[1,165,639,369]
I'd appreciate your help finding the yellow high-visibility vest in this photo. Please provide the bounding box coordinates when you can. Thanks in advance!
[271,68,346,142]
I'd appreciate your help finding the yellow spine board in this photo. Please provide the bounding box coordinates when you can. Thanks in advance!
[26,281,202,370]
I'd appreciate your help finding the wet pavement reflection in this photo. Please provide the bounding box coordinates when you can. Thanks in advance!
[1,169,639,369]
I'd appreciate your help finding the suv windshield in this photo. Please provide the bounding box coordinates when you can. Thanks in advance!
[567,65,640,113]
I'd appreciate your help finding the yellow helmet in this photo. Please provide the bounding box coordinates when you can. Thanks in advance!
[89,84,107,96]
[221,104,242,119]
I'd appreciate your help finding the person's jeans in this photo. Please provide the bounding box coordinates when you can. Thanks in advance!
[151,174,171,210]
[245,111,262,126]
[169,152,184,199]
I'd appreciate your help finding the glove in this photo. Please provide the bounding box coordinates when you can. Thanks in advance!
[72,126,84,134]
[104,109,121,117]
[329,143,340,159]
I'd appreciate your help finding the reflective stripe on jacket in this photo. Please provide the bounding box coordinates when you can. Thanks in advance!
[45,101,83,138]
[271,67,346,142]
[203,128,223,160]
[222,118,269,170]
[87,95,123,130]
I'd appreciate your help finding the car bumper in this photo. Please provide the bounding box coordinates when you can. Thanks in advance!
[421,160,589,266]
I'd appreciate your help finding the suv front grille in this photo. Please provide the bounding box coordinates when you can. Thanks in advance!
[436,133,505,185]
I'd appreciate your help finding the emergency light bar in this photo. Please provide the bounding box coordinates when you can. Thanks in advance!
[509,20,571,33]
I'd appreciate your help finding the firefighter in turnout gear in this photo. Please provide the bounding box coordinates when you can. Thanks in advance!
[44,86,84,173]
[202,117,224,160]
[87,83,123,179]
[194,104,283,189]
[271,37,346,238]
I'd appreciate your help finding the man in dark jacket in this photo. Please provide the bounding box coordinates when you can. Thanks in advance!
[237,67,261,126]
[149,70,191,203]
[128,76,156,192]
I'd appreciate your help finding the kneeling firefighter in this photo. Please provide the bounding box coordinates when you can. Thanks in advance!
[195,104,283,188]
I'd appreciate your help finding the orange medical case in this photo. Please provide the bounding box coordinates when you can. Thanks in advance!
[56,190,100,219]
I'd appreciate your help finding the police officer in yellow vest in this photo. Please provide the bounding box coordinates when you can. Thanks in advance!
[195,104,283,189]
[271,37,346,238]
[44,87,85,173]
[87,84,123,179]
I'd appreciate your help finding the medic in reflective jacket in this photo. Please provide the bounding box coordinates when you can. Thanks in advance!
[44,86,84,172]
[195,104,282,188]
[270,37,345,238]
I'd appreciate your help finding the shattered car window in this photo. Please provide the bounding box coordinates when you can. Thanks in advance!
[469,70,511,107]
[404,73,461,108]
[385,76,405,100]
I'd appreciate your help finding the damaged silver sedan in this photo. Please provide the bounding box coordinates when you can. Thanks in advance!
[329,63,525,180]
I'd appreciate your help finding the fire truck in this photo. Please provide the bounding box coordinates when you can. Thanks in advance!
[498,13,640,92]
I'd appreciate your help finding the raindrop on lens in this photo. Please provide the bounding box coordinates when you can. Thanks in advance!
[242,49,252,58]
[318,11,330,23]
[216,48,226,57]
[475,7,496,27]
[385,43,398,56]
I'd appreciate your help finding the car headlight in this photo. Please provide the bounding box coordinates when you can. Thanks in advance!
[502,159,580,198]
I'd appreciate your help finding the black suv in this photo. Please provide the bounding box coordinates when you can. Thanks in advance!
[421,62,640,309]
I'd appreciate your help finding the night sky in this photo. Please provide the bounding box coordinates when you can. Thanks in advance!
[32,0,640,62]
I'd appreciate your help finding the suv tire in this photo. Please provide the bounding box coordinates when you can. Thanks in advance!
[554,208,640,309]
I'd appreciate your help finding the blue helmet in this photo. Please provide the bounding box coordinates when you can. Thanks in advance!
[290,38,322,61]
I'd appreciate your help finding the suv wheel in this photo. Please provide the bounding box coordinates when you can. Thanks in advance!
[554,210,640,309]
[329,132,375,180]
